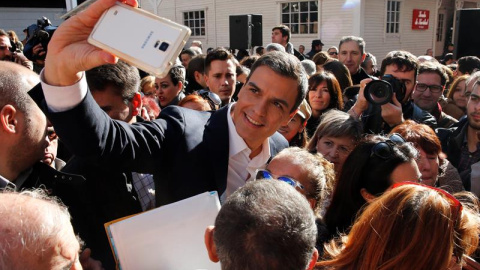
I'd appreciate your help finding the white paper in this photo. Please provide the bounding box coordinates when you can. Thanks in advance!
[108,191,221,270]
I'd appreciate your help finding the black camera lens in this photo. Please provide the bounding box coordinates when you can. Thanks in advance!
[364,80,393,105]
[159,42,169,52]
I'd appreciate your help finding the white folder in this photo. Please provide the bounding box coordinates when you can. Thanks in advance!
[106,191,222,270]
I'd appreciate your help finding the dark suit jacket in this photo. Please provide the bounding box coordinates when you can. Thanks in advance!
[44,90,288,206]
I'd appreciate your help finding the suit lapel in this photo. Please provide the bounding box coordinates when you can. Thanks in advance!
[204,106,230,194]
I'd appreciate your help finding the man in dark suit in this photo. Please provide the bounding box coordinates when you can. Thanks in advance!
[39,0,307,206]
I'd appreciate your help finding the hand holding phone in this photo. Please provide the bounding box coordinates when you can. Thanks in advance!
[88,2,191,78]
[44,0,138,87]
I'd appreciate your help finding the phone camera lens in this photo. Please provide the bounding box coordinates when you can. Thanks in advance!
[159,42,169,52]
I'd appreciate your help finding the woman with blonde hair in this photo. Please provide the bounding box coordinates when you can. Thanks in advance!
[317,183,480,270]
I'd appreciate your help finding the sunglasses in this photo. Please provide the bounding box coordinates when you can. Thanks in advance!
[392,181,463,223]
[254,169,304,190]
[328,51,338,55]
[370,133,406,159]
[198,89,222,110]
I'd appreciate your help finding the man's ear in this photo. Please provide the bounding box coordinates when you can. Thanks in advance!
[194,71,203,83]
[131,93,142,117]
[307,248,319,270]
[362,53,367,62]
[204,73,210,87]
[0,105,18,134]
[204,226,219,263]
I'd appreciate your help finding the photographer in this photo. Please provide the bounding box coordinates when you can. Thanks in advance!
[348,50,436,134]
[23,17,57,73]
[0,29,33,70]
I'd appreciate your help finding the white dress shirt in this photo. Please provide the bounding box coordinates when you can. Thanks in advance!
[222,104,270,201]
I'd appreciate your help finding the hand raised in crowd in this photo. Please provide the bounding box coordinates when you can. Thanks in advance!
[12,50,33,70]
[381,92,404,127]
[32,43,46,65]
[348,78,372,119]
[44,0,138,86]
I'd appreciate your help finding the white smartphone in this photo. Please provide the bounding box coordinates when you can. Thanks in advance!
[88,2,191,77]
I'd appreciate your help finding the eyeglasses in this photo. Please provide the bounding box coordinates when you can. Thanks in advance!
[328,51,338,56]
[198,89,222,110]
[392,181,463,222]
[415,83,444,93]
[254,169,305,190]
[370,133,406,159]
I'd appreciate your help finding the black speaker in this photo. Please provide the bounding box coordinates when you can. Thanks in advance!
[229,15,262,50]
[454,9,480,59]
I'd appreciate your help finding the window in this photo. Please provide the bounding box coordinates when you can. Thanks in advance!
[436,13,444,42]
[183,10,205,36]
[386,0,401,34]
[281,1,318,34]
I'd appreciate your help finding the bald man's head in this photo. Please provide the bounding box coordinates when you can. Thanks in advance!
[0,190,82,270]
[0,61,48,181]
[0,61,39,113]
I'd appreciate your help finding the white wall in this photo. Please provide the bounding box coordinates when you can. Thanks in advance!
[142,0,440,64]
[363,0,436,64]
[0,8,66,39]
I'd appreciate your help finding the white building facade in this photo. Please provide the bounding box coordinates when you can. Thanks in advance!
[139,0,480,63]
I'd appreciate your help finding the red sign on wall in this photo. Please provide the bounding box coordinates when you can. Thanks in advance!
[412,9,430,30]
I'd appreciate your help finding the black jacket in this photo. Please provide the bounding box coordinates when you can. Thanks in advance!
[351,67,372,85]
[437,117,470,189]
[362,100,437,134]
[43,89,288,207]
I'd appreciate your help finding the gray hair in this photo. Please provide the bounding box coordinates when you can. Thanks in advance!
[339,36,366,55]
[213,180,317,270]
[265,43,286,53]
[248,51,308,112]
[0,189,74,269]
[301,59,317,77]
[306,109,363,152]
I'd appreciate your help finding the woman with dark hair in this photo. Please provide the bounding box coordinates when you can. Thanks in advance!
[278,99,312,147]
[312,51,331,71]
[155,65,186,109]
[318,184,480,269]
[306,110,362,176]
[441,75,469,120]
[391,120,464,193]
[323,134,420,239]
[323,60,353,92]
[306,71,344,138]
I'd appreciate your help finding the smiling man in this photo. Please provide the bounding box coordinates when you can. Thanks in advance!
[412,62,457,128]
[39,0,307,205]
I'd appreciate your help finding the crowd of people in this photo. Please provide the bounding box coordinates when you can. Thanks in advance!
[1,0,480,269]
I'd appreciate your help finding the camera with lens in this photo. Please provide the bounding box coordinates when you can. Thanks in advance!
[23,17,58,61]
[363,74,406,105]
